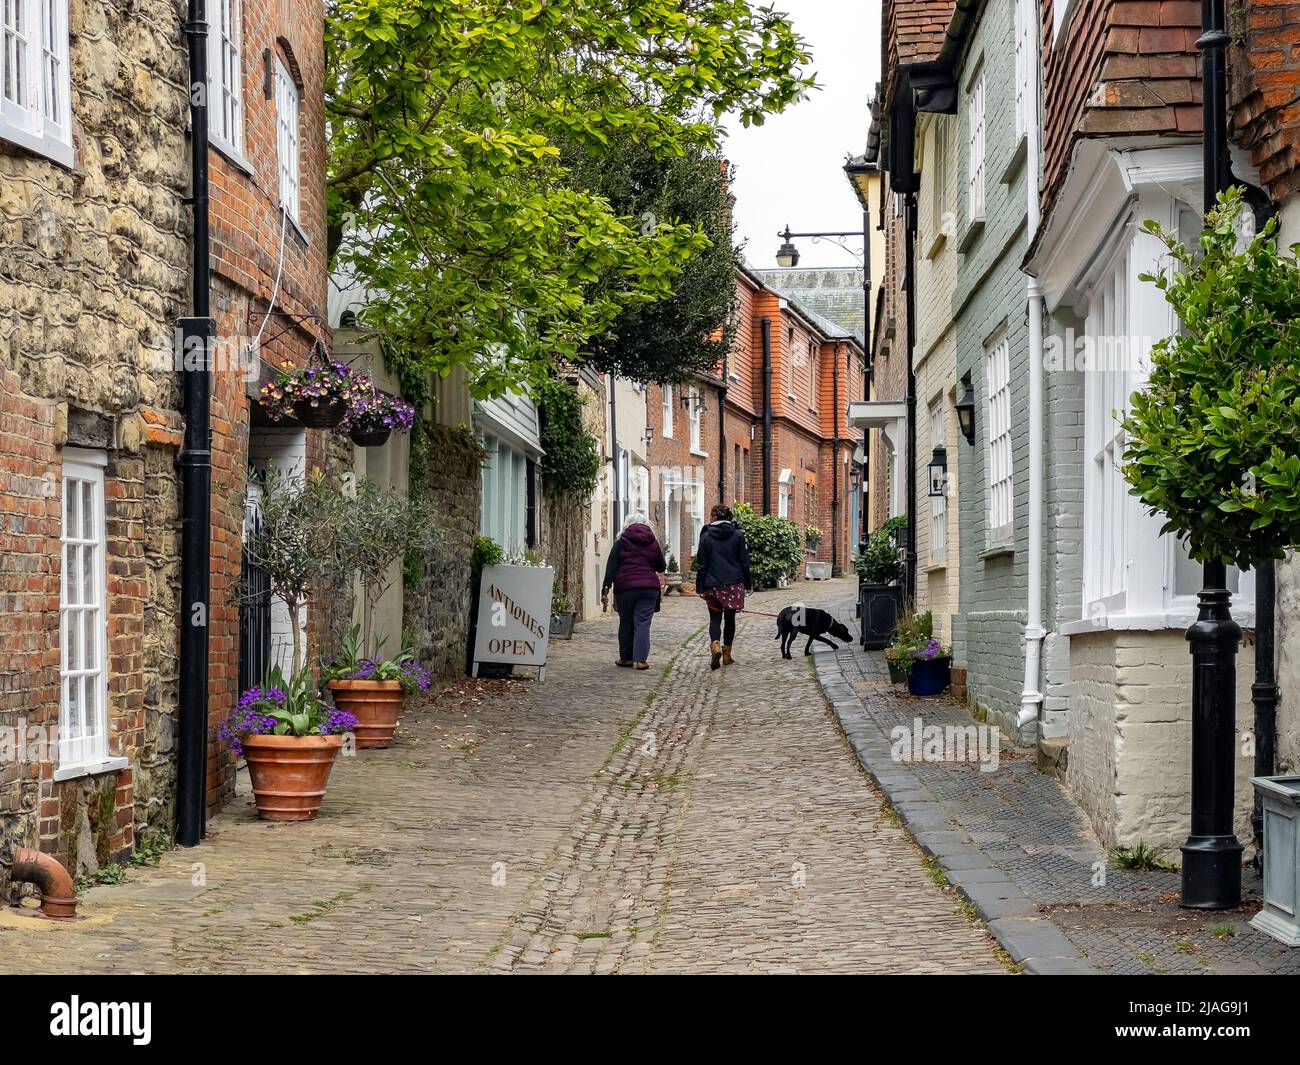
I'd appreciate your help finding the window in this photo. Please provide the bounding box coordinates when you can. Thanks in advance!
[207,0,243,155]
[275,57,300,222]
[929,120,950,242]
[966,63,986,222]
[808,340,818,409]
[929,400,947,565]
[1,0,70,165]
[786,327,796,396]
[984,327,1013,536]
[59,450,114,776]
[1014,0,1032,142]
[688,386,702,452]
[662,383,673,438]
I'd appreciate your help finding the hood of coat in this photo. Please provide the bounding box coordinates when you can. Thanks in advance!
[620,522,658,547]
[701,520,739,543]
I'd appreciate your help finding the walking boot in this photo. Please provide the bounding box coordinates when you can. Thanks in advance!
[722,645,734,665]
[710,640,722,671]
[634,661,649,670]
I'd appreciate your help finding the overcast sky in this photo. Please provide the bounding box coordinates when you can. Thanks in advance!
[721,1,882,270]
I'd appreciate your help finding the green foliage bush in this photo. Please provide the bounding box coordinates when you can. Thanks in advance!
[853,516,907,585]
[733,502,803,589]
[536,377,602,500]
[1125,186,1300,567]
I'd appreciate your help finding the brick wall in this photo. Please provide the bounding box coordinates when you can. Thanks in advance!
[1068,629,1256,853]
[1229,0,1300,201]
[204,0,331,811]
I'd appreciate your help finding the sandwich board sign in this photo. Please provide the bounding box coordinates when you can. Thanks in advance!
[472,564,554,680]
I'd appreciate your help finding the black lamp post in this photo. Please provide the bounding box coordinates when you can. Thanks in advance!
[1181,0,1243,909]
[774,226,866,268]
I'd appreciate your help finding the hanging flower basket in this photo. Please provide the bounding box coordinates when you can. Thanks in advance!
[259,353,360,431]
[343,383,415,447]
[349,426,392,448]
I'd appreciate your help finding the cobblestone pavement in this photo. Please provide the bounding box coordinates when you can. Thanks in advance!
[0,579,1004,974]
[821,601,1300,976]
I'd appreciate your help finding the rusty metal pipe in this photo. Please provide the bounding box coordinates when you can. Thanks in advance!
[11,848,78,919]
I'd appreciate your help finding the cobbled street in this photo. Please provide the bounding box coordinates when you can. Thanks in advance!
[0,579,1004,974]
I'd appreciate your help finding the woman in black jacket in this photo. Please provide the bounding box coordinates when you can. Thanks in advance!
[694,504,753,671]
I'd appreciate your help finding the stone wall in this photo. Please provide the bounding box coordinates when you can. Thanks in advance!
[1068,628,1257,855]
[406,423,483,680]
[0,0,191,892]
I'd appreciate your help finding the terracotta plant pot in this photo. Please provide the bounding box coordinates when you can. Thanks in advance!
[349,426,392,448]
[242,734,344,821]
[329,679,404,749]
[292,398,347,429]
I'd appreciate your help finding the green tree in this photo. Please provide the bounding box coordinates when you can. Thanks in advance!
[1124,186,1300,568]
[326,0,812,399]
[568,140,739,383]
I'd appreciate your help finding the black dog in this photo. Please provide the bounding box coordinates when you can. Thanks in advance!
[775,606,853,659]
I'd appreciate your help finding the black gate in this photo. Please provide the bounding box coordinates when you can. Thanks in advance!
[238,488,271,694]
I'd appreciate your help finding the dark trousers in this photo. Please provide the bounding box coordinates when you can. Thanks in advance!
[708,609,737,645]
[615,588,658,663]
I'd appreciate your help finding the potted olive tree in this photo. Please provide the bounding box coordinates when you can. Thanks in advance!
[326,479,439,748]
[234,468,353,819]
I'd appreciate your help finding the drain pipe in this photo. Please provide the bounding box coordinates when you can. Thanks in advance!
[761,318,773,514]
[11,848,77,918]
[177,0,214,846]
[1017,0,1046,732]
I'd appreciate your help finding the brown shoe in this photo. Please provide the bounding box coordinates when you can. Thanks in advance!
[710,640,722,671]
[616,659,633,668]
[634,661,649,670]
[722,645,734,665]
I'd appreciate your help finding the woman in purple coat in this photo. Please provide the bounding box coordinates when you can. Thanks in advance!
[600,514,666,670]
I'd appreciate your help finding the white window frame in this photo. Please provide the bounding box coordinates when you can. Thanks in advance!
[966,62,986,223]
[778,468,793,519]
[1014,0,1031,143]
[1074,194,1255,627]
[929,399,948,565]
[207,0,245,160]
[56,450,125,780]
[688,385,703,454]
[0,0,71,166]
[662,383,674,439]
[984,326,1013,541]
[275,57,301,223]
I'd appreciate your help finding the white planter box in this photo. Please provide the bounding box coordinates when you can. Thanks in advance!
[805,561,832,581]
[1252,774,1300,946]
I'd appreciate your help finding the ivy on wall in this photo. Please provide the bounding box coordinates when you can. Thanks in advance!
[536,377,602,501]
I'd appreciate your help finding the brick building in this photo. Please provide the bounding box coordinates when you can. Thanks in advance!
[0,0,332,891]
[646,265,865,576]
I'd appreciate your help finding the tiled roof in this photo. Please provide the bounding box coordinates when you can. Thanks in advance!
[751,267,867,346]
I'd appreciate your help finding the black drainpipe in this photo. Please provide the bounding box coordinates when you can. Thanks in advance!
[761,318,773,514]
[177,0,213,847]
[717,356,728,508]
[1253,561,1278,868]
[903,192,919,608]
[608,375,620,529]
[831,340,840,575]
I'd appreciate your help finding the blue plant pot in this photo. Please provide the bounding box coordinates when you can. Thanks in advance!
[907,656,952,697]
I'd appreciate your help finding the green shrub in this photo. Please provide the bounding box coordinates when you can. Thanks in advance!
[853,516,907,585]
[1125,186,1300,568]
[471,536,504,577]
[734,502,803,589]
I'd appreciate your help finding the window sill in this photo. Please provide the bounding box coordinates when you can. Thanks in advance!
[1061,604,1258,636]
[980,541,1014,561]
[924,228,948,261]
[0,122,74,170]
[689,448,709,459]
[958,217,985,254]
[1000,135,1027,185]
[923,561,947,573]
[209,135,254,177]
[54,756,129,783]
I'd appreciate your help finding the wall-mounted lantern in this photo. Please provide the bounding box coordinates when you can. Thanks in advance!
[955,374,976,446]
[928,446,948,497]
